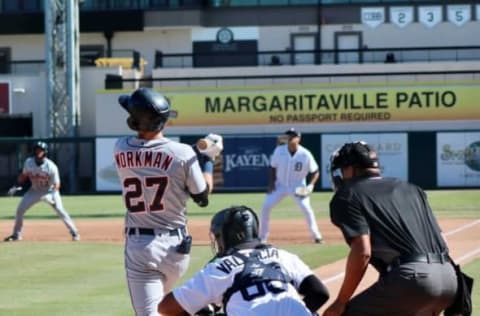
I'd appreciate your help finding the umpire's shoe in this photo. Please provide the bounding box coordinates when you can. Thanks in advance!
[4,234,21,242]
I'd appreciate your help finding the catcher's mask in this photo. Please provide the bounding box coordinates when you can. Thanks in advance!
[209,205,259,257]
[329,141,380,191]
[33,141,48,166]
[118,88,170,132]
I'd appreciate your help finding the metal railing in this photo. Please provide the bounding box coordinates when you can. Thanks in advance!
[156,46,480,68]
[6,46,480,74]
[0,0,450,13]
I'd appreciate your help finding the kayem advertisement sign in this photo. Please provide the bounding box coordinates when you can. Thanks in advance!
[437,132,480,187]
[321,133,408,189]
[221,136,277,190]
[166,82,480,126]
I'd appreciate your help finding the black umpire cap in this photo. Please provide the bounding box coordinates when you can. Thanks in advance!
[331,141,380,171]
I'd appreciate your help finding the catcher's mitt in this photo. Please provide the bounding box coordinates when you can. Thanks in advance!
[195,304,225,316]
[294,184,314,197]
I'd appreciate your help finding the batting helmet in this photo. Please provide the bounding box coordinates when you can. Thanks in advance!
[118,88,170,132]
[210,205,259,257]
[329,141,380,190]
[33,141,48,154]
[33,141,48,166]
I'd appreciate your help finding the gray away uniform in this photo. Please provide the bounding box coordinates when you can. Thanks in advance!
[11,157,78,239]
[114,136,207,316]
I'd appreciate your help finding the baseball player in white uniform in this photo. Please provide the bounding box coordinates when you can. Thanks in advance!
[115,88,209,316]
[158,205,329,316]
[4,141,80,242]
[259,128,323,243]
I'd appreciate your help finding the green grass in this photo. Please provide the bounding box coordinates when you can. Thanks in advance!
[1,189,478,220]
[0,242,347,316]
[462,259,480,315]
[0,190,478,315]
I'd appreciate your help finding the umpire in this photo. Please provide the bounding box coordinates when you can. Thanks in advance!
[323,141,457,316]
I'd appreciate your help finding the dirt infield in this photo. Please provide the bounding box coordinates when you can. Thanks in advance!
[0,217,478,315]
[0,218,345,244]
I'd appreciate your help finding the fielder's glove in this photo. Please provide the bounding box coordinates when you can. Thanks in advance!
[7,186,22,197]
[295,184,314,197]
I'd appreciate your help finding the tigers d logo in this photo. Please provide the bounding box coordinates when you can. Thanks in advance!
[464,141,480,172]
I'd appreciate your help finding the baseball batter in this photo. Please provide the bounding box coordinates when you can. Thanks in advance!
[259,128,323,243]
[115,88,209,316]
[4,141,80,242]
[158,205,329,316]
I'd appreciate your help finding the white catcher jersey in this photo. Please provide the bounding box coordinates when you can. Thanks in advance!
[22,157,60,192]
[114,136,207,229]
[173,247,314,316]
[270,144,318,188]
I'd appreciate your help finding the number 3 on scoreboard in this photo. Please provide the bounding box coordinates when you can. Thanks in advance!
[123,176,168,212]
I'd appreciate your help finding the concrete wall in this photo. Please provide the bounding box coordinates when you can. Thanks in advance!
[1,19,477,75]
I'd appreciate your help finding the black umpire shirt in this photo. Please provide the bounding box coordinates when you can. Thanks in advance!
[330,176,448,273]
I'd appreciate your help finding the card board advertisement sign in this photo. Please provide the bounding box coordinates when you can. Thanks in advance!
[95,136,180,191]
[437,132,480,187]
[321,133,408,189]
[222,137,277,190]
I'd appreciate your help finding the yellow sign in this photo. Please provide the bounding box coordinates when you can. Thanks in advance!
[166,83,480,126]
[94,57,147,70]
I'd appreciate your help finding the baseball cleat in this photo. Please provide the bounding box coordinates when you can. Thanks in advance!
[72,233,81,241]
[314,238,324,244]
[4,234,21,242]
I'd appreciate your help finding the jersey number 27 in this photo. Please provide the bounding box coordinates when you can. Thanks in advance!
[123,176,168,212]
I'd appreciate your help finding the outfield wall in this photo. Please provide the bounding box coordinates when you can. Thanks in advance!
[91,130,480,193]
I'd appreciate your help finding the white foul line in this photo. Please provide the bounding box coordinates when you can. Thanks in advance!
[444,219,480,237]
[455,247,480,264]
[323,219,480,285]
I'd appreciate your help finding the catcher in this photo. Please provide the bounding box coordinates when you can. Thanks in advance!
[192,133,223,192]
[4,141,80,242]
[158,205,329,316]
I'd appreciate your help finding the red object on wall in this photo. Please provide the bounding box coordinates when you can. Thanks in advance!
[0,82,9,114]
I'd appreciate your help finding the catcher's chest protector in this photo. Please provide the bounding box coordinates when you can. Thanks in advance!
[222,248,291,308]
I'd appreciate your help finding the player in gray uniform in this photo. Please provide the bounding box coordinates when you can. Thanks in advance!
[4,141,80,242]
[115,88,209,316]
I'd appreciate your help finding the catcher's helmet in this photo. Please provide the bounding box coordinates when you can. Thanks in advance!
[210,205,259,257]
[329,141,380,190]
[118,88,170,132]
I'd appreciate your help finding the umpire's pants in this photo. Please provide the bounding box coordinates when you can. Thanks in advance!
[344,261,457,316]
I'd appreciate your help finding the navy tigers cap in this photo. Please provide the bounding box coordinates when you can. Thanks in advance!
[285,128,301,138]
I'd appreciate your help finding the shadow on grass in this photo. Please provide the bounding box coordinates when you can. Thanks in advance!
[0,211,215,220]
[0,213,123,220]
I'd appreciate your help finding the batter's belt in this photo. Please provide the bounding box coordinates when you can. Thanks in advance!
[125,227,186,238]
[387,252,450,272]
